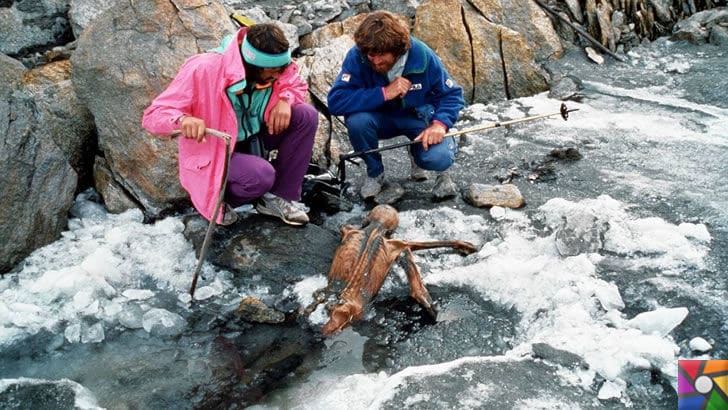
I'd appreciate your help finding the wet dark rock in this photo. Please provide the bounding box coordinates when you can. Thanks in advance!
[548,75,584,101]
[523,146,582,183]
[528,161,558,182]
[0,378,98,410]
[375,181,405,204]
[622,368,677,408]
[532,342,589,369]
[357,287,519,373]
[549,146,582,160]
[431,172,459,200]
[238,296,286,324]
[179,211,339,405]
[183,212,339,295]
[191,323,322,408]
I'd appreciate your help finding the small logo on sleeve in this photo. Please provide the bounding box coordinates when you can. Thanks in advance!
[342,73,351,82]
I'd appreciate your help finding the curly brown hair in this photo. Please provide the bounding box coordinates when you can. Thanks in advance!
[353,11,410,57]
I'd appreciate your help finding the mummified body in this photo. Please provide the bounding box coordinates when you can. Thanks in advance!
[309,205,477,335]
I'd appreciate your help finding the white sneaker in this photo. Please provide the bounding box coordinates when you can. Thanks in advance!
[256,193,309,226]
[361,174,384,199]
[409,152,428,181]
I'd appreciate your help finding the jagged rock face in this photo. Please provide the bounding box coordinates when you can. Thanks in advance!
[671,7,728,44]
[0,56,94,273]
[474,0,563,62]
[567,0,728,52]
[413,0,556,104]
[413,0,475,101]
[463,7,508,102]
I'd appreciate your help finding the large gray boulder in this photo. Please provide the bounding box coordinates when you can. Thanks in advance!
[672,7,728,45]
[0,55,94,273]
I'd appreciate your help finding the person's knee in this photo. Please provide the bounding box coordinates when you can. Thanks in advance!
[345,112,376,134]
[415,138,457,171]
[417,153,454,172]
[233,159,275,197]
[256,164,276,192]
[291,104,318,130]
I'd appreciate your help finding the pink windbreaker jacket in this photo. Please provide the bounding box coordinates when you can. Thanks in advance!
[142,27,308,222]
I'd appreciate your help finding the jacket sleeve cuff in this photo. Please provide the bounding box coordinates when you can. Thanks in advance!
[381,87,389,101]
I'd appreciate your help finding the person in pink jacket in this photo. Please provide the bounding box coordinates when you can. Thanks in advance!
[142,24,317,226]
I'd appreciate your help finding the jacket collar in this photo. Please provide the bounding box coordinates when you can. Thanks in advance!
[402,37,428,75]
[220,28,248,88]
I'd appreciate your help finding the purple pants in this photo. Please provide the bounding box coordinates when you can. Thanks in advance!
[225,103,317,206]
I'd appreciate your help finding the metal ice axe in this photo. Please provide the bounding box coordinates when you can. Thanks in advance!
[337,103,579,185]
[170,128,232,299]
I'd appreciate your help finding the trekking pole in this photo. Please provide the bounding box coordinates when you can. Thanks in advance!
[171,128,233,299]
[337,103,578,180]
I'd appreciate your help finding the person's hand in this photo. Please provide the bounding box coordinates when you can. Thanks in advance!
[414,123,446,151]
[179,115,207,142]
[268,99,291,134]
[383,76,411,100]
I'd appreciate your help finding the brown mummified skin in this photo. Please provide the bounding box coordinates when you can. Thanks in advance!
[307,205,477,336]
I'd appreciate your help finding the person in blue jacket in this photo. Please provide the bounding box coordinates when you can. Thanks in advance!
[327,10,465,199]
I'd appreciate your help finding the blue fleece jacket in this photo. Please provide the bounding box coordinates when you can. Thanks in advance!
[327,37,464,129]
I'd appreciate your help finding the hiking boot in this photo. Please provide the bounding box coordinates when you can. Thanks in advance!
[409,153,428,181]
[361,173,385,199]
[432,172,458,199]
[219,204,238,226]
[256,193,310,226]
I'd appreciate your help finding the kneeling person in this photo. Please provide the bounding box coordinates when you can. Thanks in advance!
[143,24,317,225]
[327,11,464,199]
